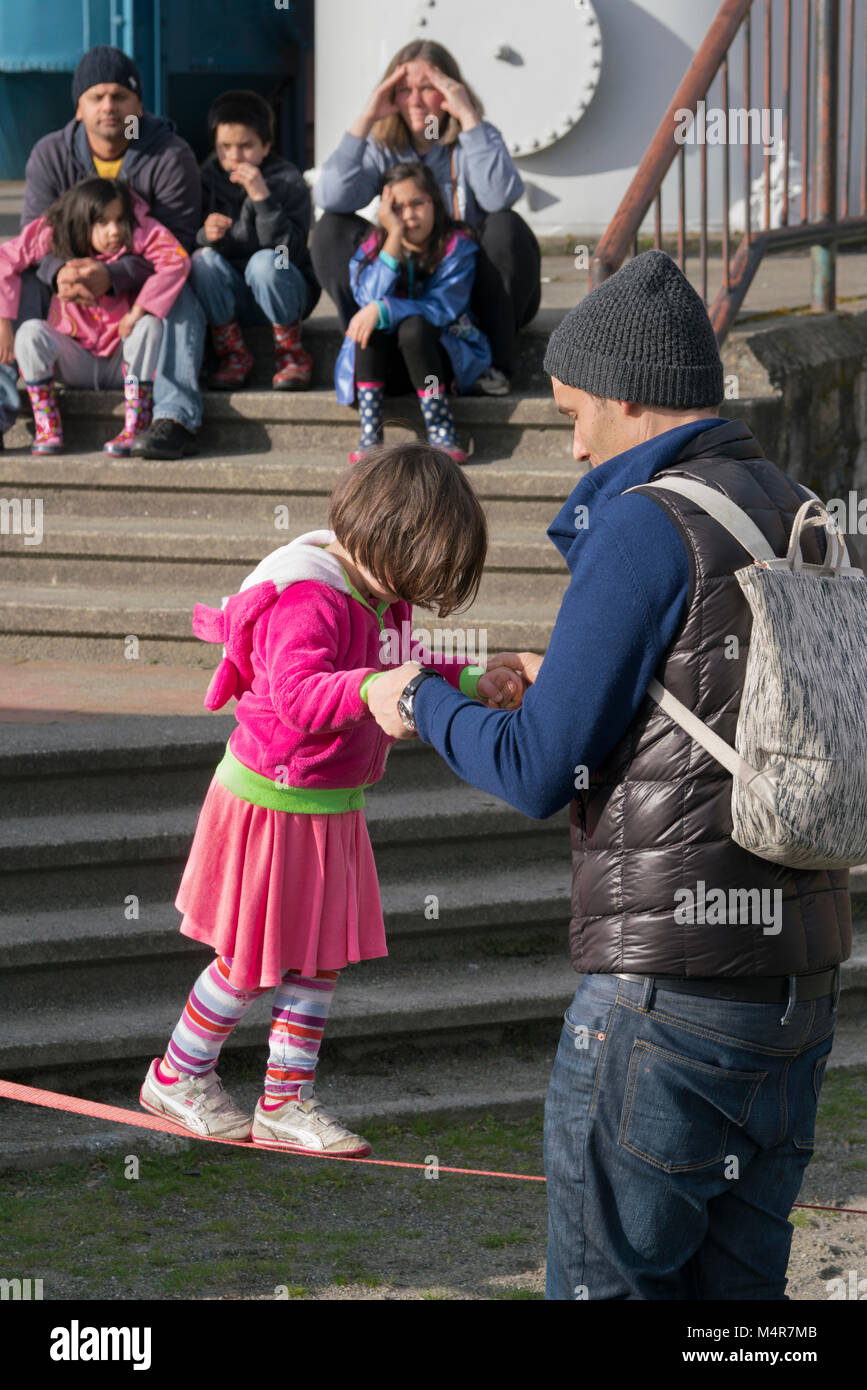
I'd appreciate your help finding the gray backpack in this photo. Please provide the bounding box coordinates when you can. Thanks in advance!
[627,477,867,870]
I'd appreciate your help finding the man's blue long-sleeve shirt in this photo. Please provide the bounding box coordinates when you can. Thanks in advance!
[413,419,727,819]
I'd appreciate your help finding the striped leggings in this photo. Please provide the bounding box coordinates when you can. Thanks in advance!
[165,955,339,1101]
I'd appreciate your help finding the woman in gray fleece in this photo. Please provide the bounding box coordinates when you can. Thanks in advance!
[312,38,540,394]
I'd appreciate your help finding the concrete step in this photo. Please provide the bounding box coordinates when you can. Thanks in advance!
[0,718,465,816]
[2,948,865,1090]
[0,570,564,663]
[0,851,573,970]
[0,792,570,917]
[0,444,580,500]
[0,950,580,1078]
[2,386,576,458]
[0,513,568,588]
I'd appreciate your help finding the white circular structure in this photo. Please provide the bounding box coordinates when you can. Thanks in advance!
[410,0,603,156]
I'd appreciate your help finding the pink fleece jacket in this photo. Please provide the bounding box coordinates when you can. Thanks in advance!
[0,191,190,357]
[192,530,483,789]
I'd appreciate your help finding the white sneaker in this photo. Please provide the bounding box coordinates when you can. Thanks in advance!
[251,1086,371,1156]
[139,1059,253,1140]
[471,367,510,396]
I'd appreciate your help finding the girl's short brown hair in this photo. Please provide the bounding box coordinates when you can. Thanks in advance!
[328,442,487,618]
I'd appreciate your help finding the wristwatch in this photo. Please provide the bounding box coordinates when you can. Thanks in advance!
[397,667,444,732]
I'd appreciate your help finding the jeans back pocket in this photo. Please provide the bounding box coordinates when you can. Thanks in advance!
[619,1040,767,1173]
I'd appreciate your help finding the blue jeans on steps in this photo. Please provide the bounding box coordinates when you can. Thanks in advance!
[543,970,839,1300]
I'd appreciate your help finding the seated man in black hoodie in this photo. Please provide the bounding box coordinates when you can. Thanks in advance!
[15,45,205,458]
[191,90,320,391]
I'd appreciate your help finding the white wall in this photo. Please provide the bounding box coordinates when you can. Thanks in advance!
[313,0,865,238]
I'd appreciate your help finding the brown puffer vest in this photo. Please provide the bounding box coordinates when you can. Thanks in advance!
[570,418,855,977]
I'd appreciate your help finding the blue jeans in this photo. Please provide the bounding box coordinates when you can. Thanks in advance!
[190,247,309,328]
[543,971,839,1300]
[152,280,206,432]
[0,268,47,433]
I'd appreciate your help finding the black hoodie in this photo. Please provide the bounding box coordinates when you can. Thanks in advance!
[196,151,319,317]
[21,112,201,296]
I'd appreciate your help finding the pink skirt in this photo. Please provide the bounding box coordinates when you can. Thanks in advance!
[175,776,387,990]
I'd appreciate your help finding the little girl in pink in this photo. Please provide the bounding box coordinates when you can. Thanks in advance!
[0,175,189,455]
[140,442,523,1157]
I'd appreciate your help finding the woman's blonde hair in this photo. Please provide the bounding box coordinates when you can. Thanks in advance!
[370,40,484,151]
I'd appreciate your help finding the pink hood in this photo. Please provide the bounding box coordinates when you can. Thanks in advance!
[192,530,479,790]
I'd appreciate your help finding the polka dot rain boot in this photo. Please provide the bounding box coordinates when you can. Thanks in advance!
[349,380,385,464]
[418,385,466,463]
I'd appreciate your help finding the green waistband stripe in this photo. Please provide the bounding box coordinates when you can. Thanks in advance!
[215,745,368,812]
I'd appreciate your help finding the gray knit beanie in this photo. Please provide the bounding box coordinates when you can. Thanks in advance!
[543,250,724,408]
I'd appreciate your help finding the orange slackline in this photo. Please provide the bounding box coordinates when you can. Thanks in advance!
[2,1078,866,1213]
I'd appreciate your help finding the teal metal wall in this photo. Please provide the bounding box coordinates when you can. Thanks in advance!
[0,0,313,178]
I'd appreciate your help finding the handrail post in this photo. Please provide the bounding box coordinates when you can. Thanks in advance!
[811,0,839,310]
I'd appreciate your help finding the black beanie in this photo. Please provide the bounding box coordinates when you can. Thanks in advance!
[543,249,724,408]
[72,46,143,107]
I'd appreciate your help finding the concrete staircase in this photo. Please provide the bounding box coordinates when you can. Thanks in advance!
[0,312,781,664]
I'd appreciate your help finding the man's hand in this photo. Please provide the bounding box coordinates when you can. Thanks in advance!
[56,258,111,302]
[346,302,381,349]
[229,162,269,202]
[0,318,15,366]
[367,662,422,739]
[203,213,233,243]
[477,665,523,710]
[118,305,146,340]
[486,650,544,686]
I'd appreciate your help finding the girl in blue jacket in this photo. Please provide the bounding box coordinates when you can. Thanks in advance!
[334,162,491,465]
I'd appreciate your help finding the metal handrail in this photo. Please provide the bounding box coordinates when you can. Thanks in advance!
[589,0,867,345]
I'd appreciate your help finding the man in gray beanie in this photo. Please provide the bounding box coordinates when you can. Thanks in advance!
[368,249,851,1300]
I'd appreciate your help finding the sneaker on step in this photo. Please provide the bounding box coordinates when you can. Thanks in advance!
[471,367,510,396]
[130,418,199,459]
[251,1087,371,1156]
[139,1059,253,1140]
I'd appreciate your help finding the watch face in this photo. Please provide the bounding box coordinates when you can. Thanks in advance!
[397,696,416,732]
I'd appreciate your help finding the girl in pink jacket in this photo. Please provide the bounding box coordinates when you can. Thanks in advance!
[0,176,190,455]
[139,442,524,1157]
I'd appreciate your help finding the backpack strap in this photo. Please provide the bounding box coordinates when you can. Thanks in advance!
[624,475,786,812]
[626,477,776,562]
[645,677,780,814]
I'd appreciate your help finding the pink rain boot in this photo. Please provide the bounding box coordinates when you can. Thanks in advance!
[26,380,63,455]
[104,377,155,456]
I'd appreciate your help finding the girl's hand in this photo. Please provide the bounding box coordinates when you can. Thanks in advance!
[0,317,15,366]
[421,64,479,130]
[229,163,269,202]
[376,183,402,235]
[477,666,524,710]
[346,302,380,349]
[204,212,232,242]
[118,305,146,340]
[361,63,409,124]
[486,650,544,686]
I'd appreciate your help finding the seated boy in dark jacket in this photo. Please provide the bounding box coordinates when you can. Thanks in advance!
[191,89,320,390]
